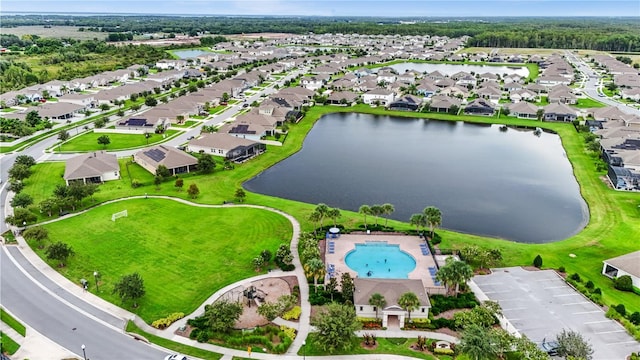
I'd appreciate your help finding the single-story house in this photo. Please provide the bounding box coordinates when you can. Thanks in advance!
[326,91,359,105]
[388,95,423,111]
[63,151,120,185]
[602,250,640,288]
[116,117,165,132]
[428,95,461,113]
[507,101,539,119]
[464,98,496,116]
[187,133,265,161]
[133,145,198,176]
[354,278,431,328]
[543,103,577,122]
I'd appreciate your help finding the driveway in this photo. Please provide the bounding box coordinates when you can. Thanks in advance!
[472,267,640,360]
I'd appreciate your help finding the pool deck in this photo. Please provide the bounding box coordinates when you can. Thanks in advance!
[324,234,442,290]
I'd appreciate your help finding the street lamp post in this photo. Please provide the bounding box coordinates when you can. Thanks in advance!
[22,221,26,234]
[93,271,99,292]
[81,344,87,360]
[303,340,306,360]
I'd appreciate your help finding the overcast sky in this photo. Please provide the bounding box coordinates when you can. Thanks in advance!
[2,0,639,17]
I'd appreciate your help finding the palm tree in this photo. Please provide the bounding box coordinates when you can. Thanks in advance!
[314,203,330,229]
[327,207,341,227]
[398,292,420,322]
[308,210,322,235]
[359,205,372,229]
[368,293,387,320]
[304,258,326,293]
[435,257,473,296]
[423,206,442,238]
[460,324,497,360]
[382,203,395,227]
[409,213,427,234]
[370,204,383,227]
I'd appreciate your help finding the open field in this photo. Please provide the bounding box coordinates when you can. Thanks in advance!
[35,198,292,322]
[56,130,180,152]
[24,104,640,317]
[0,25,105,40]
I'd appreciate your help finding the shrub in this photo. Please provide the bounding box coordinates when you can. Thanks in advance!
[429,317,457,330]
[434,348,455,355]
[585,280,594,290]
[282,306,301,320]
[131,179,142,188]
[615,304,626,316]
[533,254,543,268]
[152,312,185,328]
[630,312,640,326]
[429,293,479,315]
[614,275,633,291]
[558,266,566,273]
[593,288,602,295]
[279,325,296,340]
[569,273,581,282]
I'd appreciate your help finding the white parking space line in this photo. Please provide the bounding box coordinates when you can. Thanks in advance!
[573,311,601,314]
[563,301,591,306]
[595,329,626,334]
[553,293,581,297]
[502,307,527,311]
[544,286,566,289]
[483,290,510,294]
[584,320,612,325]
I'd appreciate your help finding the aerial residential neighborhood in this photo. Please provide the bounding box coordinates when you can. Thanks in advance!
[0,3,639,360]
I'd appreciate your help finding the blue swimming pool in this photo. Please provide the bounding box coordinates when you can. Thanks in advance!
[344,242,416,279]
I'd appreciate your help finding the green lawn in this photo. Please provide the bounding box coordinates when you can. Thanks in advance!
[170,120,199,128]
[1,332,20,355]
[56,130,180,152]
[300,335,449,359]
[575,98,606,108]
[126,321,222,359]
[0,308,26,336]
[22,103,640,317]
[208,105,227,114]
[36,198,292,322]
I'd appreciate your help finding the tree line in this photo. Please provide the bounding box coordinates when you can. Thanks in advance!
[3,15,639,51]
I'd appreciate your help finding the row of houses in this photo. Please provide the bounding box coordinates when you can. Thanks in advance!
[592,54,640,101]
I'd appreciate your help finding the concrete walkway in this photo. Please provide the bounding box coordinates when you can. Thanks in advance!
[4,195,459,359]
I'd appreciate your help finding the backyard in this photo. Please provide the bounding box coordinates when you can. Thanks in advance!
[33,198,293,322]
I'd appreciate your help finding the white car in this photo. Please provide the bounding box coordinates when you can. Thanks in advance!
[164,354,188,360]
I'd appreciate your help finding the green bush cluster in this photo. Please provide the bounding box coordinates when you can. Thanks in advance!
[434,347,455,355]
[606,308,640,341]
[429,317,457,330]
[282,306,301,320]
[151,312,185,329]
[614,275,633,292]
[429,293,479,315]
[189,325,293,353]
[565,273,603,306]
[279,325,296,340]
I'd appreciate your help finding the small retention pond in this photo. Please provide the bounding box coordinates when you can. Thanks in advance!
[244,113,588,243]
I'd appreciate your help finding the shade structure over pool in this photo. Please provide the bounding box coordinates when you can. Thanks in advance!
[329,227,340,234]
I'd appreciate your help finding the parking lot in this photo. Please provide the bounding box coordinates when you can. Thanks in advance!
[473,267,640,360]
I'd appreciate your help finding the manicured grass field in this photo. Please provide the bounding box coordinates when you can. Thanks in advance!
[575,97,606,108]
[0,308,26,336]
[36,198,292,322]
[170,120,199,128]
[57,130,180,152]
[300,335,449,359]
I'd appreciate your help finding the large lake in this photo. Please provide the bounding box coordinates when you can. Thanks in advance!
[387,62,529,78]
[244,113,589,243]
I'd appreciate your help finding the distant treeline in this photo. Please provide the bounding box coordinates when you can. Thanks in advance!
[2,15,640,52]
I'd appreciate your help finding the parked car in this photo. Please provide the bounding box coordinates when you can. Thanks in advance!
[187,136,195,140]
[242,103,249,108]
[539,338,559,356]
[164,354,188,360]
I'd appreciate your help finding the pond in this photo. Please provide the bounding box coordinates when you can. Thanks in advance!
[172,49,214,59]
[244,113,588,243]
[386,62,529,78]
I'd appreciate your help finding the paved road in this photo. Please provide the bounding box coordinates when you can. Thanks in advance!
[0,67,306,358]
[564,50,640,117]
[1,246,169,359]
